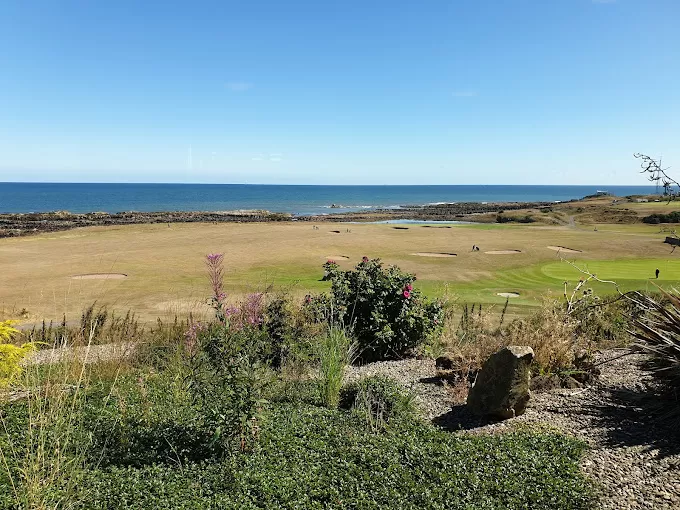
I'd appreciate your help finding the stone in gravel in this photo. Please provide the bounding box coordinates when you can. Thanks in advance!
[467,346,534,419]
[530,374,561,392]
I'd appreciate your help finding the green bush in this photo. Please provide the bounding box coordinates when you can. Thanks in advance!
[188,324,273,452]
[312,258,442,362]
[340,375,417,430]
[642,211,680,224]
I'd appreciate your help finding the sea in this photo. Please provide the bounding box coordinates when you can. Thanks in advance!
[0,183,659,216]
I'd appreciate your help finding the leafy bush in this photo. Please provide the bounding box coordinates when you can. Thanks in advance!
[0,342,37,387]
[340,375,417,430]
[642,211,680,224]
[187,323,272,452]
[314,257,442,361]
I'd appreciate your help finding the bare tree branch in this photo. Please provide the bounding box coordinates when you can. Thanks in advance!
[634,153,678,201]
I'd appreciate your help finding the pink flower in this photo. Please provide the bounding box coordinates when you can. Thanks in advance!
[362,256,369,263]
[406,284,413,291]
[328,260,336,265]
[403,290,411,299]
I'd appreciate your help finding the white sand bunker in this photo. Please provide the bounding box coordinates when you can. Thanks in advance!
[547,245,582,253]
[497,292,520,298]
[71,273,128,280]
[485,250,522,255]
[412,252,457,258]
[325,255,350,260]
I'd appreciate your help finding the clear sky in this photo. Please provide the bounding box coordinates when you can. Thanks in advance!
[0,0,678,185]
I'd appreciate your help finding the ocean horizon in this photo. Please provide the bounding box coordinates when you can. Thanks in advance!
[0,183,660,216]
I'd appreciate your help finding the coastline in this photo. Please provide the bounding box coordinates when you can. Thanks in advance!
[0,200,564,238]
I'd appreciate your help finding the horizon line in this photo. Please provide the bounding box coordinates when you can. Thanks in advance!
[0,181,659,187]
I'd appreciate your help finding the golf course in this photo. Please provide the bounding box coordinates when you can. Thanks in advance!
[1,218,677,322]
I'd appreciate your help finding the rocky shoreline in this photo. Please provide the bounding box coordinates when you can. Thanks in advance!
[0,199,561,238]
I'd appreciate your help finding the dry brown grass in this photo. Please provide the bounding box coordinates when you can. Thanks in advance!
[438,299,590,377]
[0,220,670,323]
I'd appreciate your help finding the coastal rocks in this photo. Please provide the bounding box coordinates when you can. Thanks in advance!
[467,346,534,419]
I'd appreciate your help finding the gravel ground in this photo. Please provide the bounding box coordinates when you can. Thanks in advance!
[345,350,680,510]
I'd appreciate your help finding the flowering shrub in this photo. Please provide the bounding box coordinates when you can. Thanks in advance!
[315,257,442,361]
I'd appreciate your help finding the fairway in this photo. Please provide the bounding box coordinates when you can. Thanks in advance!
[542,259,680,281]
[1,221,678,322]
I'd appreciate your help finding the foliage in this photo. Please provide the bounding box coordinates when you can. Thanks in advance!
[340,375,417,431]
[0,342,37,388]
[496,213,535,223]
[318,327,355,408]
[642,211,680,224]
[630,289,680,395]
[1,401,594,509]
[313,257,443,361]
[187,323,272,453]
[0,319,20,342]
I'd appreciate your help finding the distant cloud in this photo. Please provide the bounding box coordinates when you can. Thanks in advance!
[452,90,477,98]
[226,82,253,91]
[252,153,283,162]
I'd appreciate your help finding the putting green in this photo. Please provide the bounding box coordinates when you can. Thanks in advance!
[542,258,680,281]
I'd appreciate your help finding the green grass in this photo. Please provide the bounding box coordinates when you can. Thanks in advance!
[542,258,680,281]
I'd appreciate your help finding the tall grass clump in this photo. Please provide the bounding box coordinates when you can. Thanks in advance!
[318,327,355,408]
[0,325,121,509]
[340,375,418,431]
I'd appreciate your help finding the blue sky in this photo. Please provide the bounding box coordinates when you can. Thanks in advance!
[0,0,678,185]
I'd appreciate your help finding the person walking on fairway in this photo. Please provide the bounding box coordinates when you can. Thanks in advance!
[655,268,660,279]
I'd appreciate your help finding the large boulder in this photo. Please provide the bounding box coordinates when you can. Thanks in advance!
[466,346,534,419]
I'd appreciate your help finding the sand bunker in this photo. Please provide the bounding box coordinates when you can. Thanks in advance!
[497,292,520,298]
[71,273,128,280]
[412,252,457,258]
[485,250,522,255]
[547,245,582,253]
[325,255,350,260]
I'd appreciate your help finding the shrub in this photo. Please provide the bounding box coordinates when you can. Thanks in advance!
[187,323,272,452]
[314,258,442,362]
[340,375,417,430]
[0,319,20,342]
[642,211,680,224]
[0,335,38,388]
[630,289,680,400]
